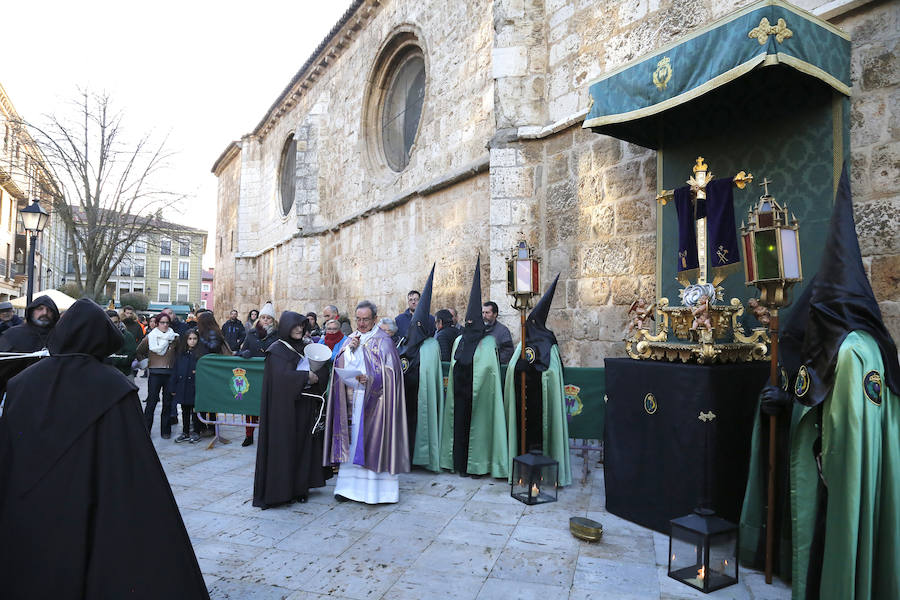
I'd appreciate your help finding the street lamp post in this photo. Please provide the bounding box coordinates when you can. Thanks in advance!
[18,199,50,305]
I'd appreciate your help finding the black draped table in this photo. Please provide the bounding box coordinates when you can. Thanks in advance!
[603,358,769,533]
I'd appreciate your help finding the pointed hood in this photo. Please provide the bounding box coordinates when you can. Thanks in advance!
[276,310,308,353]
[517,274,560,372]
[401,264,436,371]
[454,255,487,365]
[795,167,899,406]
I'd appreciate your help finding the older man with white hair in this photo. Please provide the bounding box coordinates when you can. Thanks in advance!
[324,300,409,504]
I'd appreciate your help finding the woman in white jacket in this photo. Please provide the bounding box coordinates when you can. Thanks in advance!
[135,313,180,438]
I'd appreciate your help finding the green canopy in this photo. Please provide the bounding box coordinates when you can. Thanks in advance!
[583,0,850,149]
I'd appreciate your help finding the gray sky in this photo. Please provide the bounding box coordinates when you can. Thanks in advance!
[2,0,353,268]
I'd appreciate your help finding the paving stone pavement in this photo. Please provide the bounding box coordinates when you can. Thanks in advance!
[137,376,791,600]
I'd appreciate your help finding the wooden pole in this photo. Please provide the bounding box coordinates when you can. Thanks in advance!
[519,307,527,456]
[765,310,779,584]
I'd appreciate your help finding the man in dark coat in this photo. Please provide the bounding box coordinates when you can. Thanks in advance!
[222,308,246,353]
[120,304,145,343]
[434,309,459,362]
[0,301,23,336]
[0,298,210,599]
[253,311,332,508]
[0,294,59,398]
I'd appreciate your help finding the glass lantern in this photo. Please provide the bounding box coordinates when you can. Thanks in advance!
[507,240,540,296]
[668,509,738,593]
[510,449,558,505]
[740,184,802,286]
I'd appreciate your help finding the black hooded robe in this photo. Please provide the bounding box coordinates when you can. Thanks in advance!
[253,311,332,508]
[0,294,59,398]
[0,298,209,600]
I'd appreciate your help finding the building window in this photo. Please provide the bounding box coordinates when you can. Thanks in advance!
[133,258,145,278]
[66,253,77,274]
[176,283,189,304]
[119,260,131,276]
[133,285,144,295]
[134,237,147,254]
[201,283,211,293]
[179,240,190,256]
[118,282,131,300]
[178,261,189,280]
[365,32,427,173]
[158,283,170,303]
[279,134,297,216]
[160,238,171,255]
[159,260,171,279]
[201,299,208,309]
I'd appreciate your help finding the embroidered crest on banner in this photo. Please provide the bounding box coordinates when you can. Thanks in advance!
[564,384,583,421]
[231,367,249,401]
[653,57,672,90]
[864,370,882,406]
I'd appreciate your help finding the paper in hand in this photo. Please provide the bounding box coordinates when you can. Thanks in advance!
[296,356,310,371]
[334,367,365,389]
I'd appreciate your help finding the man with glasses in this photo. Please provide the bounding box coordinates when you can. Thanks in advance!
[324,300,409,504]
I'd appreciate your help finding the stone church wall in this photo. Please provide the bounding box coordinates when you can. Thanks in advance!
[216,0,899,366]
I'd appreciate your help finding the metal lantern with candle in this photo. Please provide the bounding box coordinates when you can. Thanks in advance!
[506,238,540,456]
[511,449,558,505]
[668,509,739,593]
[740,178,802,584]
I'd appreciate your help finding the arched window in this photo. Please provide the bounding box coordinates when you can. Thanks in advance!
[381,52,425,171]
[279,134,297,215]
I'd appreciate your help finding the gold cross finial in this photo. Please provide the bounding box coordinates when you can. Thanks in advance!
[759,177,773,196]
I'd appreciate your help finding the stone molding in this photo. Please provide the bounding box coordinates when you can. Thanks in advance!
[232,153,489,260]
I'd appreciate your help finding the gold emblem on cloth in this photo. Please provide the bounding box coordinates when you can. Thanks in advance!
[698,411,717,422]
[652,57,672,90]
[748,17,793,45]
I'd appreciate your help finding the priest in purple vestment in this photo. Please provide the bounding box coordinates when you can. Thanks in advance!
[323,300,410,503]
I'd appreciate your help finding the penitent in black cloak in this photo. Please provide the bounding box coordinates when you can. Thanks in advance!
[0,298,209,600]
[253,311,332,508]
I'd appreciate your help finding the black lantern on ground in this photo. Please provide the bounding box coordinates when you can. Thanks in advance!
[510,449,558,505]
[668,509,738,593]
[18,199,50,305]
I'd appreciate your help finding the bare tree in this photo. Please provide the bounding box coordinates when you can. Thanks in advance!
[19,90,185,300]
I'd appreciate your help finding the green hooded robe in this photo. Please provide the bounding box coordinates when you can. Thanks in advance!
[439,335,508,478]
[411,336,443,472]
[741,331,900,599]
[503,344,572,486]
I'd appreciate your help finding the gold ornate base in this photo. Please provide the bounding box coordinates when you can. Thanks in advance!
[625,298,770,364]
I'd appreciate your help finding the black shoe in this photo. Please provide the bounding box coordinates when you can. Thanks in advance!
[189,432,201,443]
[161,432,171,439]
[335,494,350,503]
[174,433,190,443]
[242,436,254,447]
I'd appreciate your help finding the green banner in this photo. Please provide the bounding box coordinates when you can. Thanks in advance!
[195,355,265,416]
[562,367,606,440]
[440,363,606,440]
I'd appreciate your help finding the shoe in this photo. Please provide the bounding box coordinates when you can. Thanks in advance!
[175,433,190,443]
[242,436,254,447]
[335,494,350,503]
[189,433,201,443]
[161,432,171,439]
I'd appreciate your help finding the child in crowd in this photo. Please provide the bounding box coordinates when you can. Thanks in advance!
[170,329,203,443]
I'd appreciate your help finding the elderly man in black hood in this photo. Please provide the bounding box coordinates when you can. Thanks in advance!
[0,298,209,598]
[0,295,59,399]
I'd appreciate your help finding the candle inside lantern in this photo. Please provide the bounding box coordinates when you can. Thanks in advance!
[531,483,540,498]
